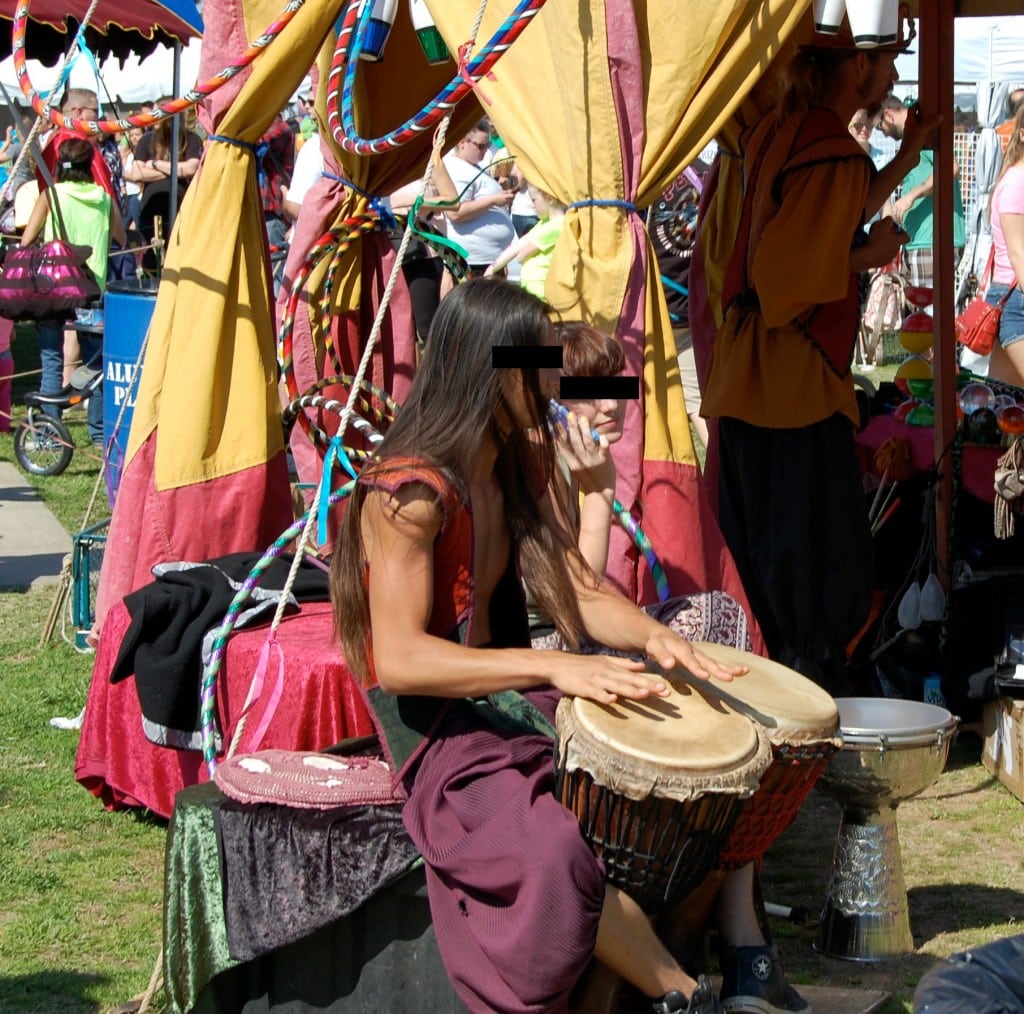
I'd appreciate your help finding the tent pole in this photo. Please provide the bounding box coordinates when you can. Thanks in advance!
[169,39,181,236]
[921,0,956,584]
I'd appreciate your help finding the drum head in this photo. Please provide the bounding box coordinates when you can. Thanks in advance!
[681,642,839,745]
[835,696,957,747]
[557,678,771,802]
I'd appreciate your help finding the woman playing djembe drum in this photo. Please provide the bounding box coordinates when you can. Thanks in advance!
[332,279,748,1014]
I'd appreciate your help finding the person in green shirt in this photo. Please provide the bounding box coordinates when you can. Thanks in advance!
[879,95,966,290]
[483,184,565,297]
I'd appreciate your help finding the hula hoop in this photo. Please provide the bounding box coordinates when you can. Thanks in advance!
[277,212,382,413]
[282,374,399,431]
[548,400,671,602]
[284,392,386,454]
[326,0,547,154]
[11,0,305,135]
[199,482,355,776]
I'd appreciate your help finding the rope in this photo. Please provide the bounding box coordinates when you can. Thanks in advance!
[4,366,43,381]
[199,485,353,773]
[994,436,1024,540]
[0,65,57,190]
[275,121,457,625]
[327,0,546,154]
[11,0,305,136]
[133,946,164,1014]
[224,121,460,760]
[566,199,641,214]
[321,172,398,230]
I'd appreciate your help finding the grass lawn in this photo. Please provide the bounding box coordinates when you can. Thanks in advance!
[1,340,166,1012]
[0,588,168,1014]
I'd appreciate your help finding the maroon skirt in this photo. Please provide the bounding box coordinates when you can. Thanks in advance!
[401,687,605,1013]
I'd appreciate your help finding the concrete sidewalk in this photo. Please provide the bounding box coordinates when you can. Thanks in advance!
[0,461,72,590]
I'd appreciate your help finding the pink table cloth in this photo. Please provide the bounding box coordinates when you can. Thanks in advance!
[75,601,374,819]
[855,414,1000,505]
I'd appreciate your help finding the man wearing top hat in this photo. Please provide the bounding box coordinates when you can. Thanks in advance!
[701,11,937,694]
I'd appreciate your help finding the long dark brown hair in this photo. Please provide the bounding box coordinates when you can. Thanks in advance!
[333,278,589,683]
[153,117,191,163]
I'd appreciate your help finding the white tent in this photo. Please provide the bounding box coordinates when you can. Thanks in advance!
[0,37,202,108]
[898,15,1024,87]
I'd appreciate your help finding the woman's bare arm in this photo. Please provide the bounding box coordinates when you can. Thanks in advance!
[362,485,666,703]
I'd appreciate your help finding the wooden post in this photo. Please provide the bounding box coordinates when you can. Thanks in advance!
[919,0,956,582]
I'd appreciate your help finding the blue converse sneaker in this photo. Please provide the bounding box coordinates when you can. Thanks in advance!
[653,974,724,1014]
[718,945,810,1014]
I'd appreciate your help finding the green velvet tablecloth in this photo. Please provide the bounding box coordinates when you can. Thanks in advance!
[163,782,462,1014]
[164,782,246,1013]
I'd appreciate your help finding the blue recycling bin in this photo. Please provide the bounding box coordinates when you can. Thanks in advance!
[103,277,159,501]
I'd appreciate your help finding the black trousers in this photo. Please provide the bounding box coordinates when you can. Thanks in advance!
[717,413,873,686]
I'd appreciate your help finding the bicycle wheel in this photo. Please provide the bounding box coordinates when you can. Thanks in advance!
[14,417,74,476]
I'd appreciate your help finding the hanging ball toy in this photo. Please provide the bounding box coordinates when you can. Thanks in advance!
[966,407,1000,444]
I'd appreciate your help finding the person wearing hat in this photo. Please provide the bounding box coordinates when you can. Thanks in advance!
[702,12,936,699]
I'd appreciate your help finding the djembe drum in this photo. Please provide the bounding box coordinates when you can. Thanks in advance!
[815,697,957,961]
[687,642,842,870]
[554,678,772,914]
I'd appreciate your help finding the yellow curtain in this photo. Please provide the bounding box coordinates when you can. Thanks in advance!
[430,0,809,600]
[126,0,340,488]
[433,0,808,457]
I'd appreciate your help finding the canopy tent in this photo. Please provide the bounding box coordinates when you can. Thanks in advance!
[89,0,1022,643]
[958,79,1008,315]
[94,0,818,644]
[0,38,202,105]
[897,15,1024,84]
[0,0,201,61]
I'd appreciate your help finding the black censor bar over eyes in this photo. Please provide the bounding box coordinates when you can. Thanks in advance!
[491,346,564,369]
[559,375,641,400]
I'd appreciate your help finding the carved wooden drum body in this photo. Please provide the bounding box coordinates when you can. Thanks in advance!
[554,678,771,914]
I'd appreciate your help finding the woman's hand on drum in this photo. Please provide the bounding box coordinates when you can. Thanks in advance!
[540,651,671,704]
[642,631,749,683]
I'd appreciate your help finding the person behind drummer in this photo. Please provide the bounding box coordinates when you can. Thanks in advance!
[331,278,747,1014]
[539,321,809,1014]
[532,322,751,651]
